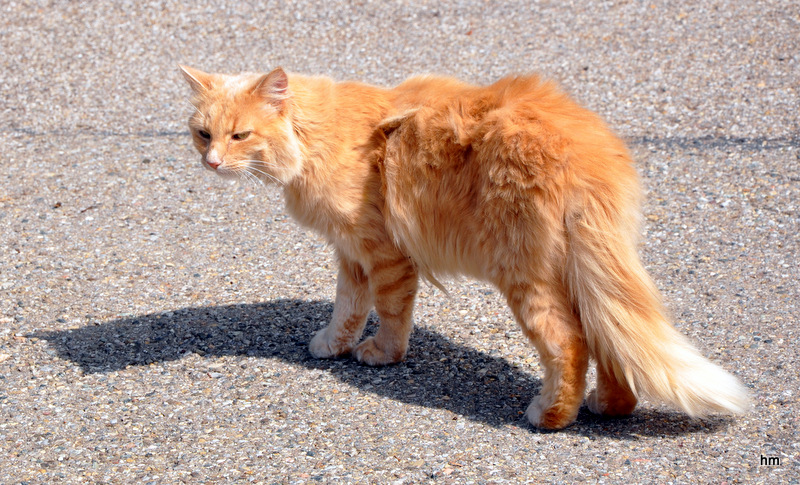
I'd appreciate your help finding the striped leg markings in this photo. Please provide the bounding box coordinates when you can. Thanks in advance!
[504,281,589,429]
[353,254,419,366]
[310,256,373,359]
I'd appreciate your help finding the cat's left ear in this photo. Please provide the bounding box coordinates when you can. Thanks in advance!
[179,65,213,93]
[252,67,290,112]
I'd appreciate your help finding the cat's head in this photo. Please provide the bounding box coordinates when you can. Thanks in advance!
[179,65,303,185]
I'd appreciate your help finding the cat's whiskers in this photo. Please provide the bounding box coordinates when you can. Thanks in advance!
[242,170,267,187]
[243,158,281,170]
[219,163,249,181]
[242,160,284,186]
[213,165,242,182]
[239,168,266,188]
[246,168,283,186]
[214,161,275,189]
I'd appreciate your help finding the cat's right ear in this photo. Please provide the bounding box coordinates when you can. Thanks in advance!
[378,108,420,135]
[179,65,212,93]
[252,68,290,112]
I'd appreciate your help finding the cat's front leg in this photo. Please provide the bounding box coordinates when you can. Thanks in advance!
[353,255,419,366]
[310,257,373,359]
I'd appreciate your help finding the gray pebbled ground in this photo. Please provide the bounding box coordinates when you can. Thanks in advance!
[1,1,798,483]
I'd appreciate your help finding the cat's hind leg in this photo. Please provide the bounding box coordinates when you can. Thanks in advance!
[353,255,419,366]
[310,256,373,359]
[505,281,589,430]
[586,363,638,417]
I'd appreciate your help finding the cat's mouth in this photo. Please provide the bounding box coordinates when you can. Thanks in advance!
[203,158,283,186]
[203,159,238,180]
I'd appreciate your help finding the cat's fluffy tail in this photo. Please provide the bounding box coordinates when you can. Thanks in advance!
[565,190,750,417]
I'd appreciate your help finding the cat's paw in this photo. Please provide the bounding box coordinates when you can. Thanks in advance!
[524,395,549,428]
[309,326,353,359]
[524,395,578,430]
[586,389,637,417]
[353,337,406,366]
[585,389,604,415]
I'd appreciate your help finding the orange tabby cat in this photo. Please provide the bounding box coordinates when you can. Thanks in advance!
[180,65,749,429]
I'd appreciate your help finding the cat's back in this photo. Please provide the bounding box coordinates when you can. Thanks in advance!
[485,75,637,198]
[392,74,624,145]
[391,74,478,111]
[378,73,639,279]
[391,74,577,114]
[389,73,633,187]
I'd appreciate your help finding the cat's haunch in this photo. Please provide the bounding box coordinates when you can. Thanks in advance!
[181,66,749,430]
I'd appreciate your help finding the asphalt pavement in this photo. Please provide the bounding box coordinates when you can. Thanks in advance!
[1,1,798,483]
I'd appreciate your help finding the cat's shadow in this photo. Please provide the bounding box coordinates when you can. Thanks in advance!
[32,299,728,438]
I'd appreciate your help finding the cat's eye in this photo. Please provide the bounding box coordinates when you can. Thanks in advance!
[198,130,211,140]
[232,131,251,141]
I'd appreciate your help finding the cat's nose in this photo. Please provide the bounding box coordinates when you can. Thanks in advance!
[206,149,223,170]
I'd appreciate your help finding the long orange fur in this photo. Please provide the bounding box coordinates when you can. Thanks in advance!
[180,66,749,429]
